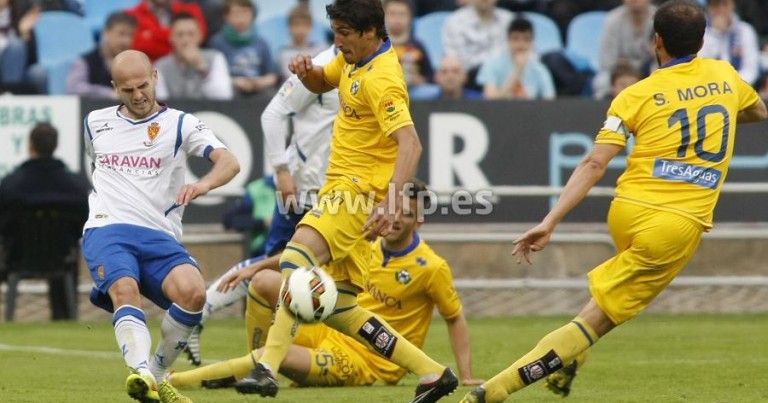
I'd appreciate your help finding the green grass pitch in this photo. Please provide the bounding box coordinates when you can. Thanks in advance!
[1,314,767,402]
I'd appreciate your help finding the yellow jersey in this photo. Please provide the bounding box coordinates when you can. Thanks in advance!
[595,57,761,228]
[354,233,462,383]
[322,39,413,200]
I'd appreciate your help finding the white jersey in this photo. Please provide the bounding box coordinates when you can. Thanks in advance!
[83,105,227,239]
[262,46,339,202]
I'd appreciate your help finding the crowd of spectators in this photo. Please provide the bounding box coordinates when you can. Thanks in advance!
[0,0,767,101]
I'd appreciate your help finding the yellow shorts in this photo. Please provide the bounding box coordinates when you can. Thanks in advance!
[294,323,378,386]
[299,178,373,290]
[589,200,704,325]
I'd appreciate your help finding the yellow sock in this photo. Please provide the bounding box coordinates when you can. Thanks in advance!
[245,282,273,350]
[258,242,318,372]
[483,317,599,403]
[170,352,258,387]
[324,284,445,377]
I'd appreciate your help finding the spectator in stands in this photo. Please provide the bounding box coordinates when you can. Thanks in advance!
[734,0,767,47]
[209,0,277,97]
[593,0,656,99]
[385,0,434,89]
[66,12,136,98]
[0,0,40,94]
[0,122,89,320]
[126,0,207,62]
[699,0,760,85]
[477,17,555,100]
[606,60,640,100]
[277,4,325,81]
[442,0,514,90]
[433,55,483,100]
[155,13,232,100]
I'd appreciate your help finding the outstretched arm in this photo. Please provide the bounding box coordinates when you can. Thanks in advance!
[512,143,622,264]
[445,312,484,386]
[289,54,335,94]
[737,98,768,123]
[176,148,240,206]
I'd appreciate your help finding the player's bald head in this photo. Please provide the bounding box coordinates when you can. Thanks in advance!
[111,50,153,83]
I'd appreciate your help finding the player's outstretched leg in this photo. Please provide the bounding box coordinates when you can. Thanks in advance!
[460,318,598,403]
[113,305,156,402]
[324,282,458,403]
[184,258,258,366]
[234,242,315,396]
[545,350,589,397]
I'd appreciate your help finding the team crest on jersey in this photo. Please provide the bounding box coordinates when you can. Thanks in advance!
[395,269,411,285]
[144,122,160,147]
[350,80,360,96]
[97,265,104,280]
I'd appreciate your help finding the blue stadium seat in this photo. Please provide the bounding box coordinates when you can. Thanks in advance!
[254,0,298,24]
[523,12,563,55]
[83,0,140,34]
[565,11,607,72]
[256,15,329,62]
[34,11,95,94]
[413,11,451,71]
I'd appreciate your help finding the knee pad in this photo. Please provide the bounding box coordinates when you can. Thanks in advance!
[518,349,564,385]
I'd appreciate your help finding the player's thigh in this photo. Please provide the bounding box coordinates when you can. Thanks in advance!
[324,237,371,291]
[136,230,201,310]
[590,204,703,324]
[299,179,368,264]
[82,225,143,310]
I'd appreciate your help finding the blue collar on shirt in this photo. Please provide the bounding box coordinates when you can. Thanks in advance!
[660,55,695,69]
[355,38,391,68]
[116,103,169,125]
[381,232,420,267]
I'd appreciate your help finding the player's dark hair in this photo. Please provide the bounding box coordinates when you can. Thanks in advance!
[654,0,705,58]
[405,177,432,211]
[508,17,533,37]
[105,12,136,30]
[30,122,58,158]
[326,0,387,39]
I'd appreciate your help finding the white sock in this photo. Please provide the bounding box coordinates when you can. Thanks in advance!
[202,257,259,323]
[113,305,152,378]
[148,303,202,382]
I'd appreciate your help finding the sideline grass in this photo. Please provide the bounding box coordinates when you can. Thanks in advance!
[1,314,767,402]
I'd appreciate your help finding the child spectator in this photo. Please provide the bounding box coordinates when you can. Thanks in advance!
[606,61,641,100]
[67,12,136,98]
[477,17,555,100]
[277,4,325,81]
[155,13,232,100]
[385,0,433,88]
[126,0,207,62]
[208,0,278,96]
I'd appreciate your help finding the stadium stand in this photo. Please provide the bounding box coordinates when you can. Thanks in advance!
[83,0,140,34]
[33,11,95,95]
[254,0,298,24]
[413,11,451,71]
[565,11,607,73]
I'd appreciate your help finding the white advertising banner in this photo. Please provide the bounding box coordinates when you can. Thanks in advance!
[0,95,81,179]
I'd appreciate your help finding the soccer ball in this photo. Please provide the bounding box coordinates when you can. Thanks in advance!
[282,266,338,323]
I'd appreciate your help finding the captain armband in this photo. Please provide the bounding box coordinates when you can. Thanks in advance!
[602,116,630,138]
